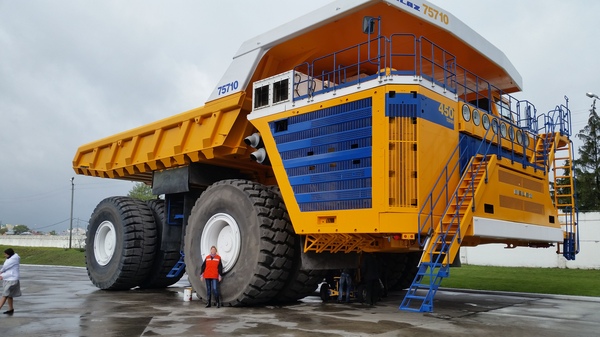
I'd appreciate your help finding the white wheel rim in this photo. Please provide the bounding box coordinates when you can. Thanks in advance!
[94,220,117,266]
[201,213,241,273]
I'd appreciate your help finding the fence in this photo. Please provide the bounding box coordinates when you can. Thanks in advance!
[0,235,86,249]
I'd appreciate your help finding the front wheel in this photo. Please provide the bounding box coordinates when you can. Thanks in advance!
[184,180,295,306]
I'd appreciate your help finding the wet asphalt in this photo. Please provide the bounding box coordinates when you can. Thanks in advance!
[1,265,599,337]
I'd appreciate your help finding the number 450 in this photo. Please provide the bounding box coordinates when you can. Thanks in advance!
[439,103,454,119]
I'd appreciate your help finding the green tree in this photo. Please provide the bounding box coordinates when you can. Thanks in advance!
[49,230,57,236]
[0,228,6,235]
[573,99,600,211]
[13,224,31,235]
[128,182,156,201]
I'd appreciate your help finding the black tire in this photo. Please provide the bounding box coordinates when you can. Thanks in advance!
[138,199,184,289]
[85,197,158,290]
[184,179,295,306]
[271,258,327,303]
[265,187,325,304]
[381,252,421,291]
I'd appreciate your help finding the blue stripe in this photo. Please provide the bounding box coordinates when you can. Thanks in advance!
[282,147,371,169]
[275,107,371,134]
[276,127,371,152]
[295,188,372,203]
[269,98,373,212]
[288,167,372,185]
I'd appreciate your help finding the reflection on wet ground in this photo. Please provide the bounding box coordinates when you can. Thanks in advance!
[2,265,599,336]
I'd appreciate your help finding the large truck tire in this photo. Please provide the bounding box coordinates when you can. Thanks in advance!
[381,252,421,291]
[184,179,295,306]
[85,197,158,290]
[267,185,324,304]
[270,245,326,303]
[395,252,421,289]
[272,267,326,303]
[138,199,184,289]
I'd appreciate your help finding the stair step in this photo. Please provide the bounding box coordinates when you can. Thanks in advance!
[167,261,186,278]
[409,282,429,288]
[167,252,186,278]
[403,294,427,301]
[398,306,427,313]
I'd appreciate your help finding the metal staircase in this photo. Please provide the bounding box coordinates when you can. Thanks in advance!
[532,132,556,169]
[400,154,492,312]
[552,137,578,260]
[167,251,186,278]
[532,98,578,260]
[398,97,577,313]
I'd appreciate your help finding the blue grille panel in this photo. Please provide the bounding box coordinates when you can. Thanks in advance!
[386,93,454,129]
[270,98,372,211]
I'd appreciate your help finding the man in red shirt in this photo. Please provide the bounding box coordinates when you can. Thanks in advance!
[200,246,223,308]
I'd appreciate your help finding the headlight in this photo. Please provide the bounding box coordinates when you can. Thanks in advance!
[473,109,481,126]
[462,104,471,122]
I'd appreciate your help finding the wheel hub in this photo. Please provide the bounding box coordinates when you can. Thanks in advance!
[94,220,117,266]
[201,213,241,273]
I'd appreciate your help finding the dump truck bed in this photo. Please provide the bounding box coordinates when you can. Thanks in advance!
[72,92,270,182]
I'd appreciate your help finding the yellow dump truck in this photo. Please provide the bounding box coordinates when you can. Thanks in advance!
[73,0,578,312]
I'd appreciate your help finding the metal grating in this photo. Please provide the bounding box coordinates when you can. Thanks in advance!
[388,116,417,207]
[304,233,377,253]
[271,98,372,211]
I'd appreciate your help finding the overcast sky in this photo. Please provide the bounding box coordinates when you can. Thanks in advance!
[1,1,598,232]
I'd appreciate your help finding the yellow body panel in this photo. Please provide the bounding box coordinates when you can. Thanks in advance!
[248,84,474,253]
[473,158,556,225]
[73,93,272,183]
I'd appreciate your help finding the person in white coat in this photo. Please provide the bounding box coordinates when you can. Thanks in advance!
[0,248,21,315]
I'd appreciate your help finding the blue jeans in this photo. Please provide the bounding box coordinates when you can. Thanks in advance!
[205,278,219,300]
[337,273,351,302]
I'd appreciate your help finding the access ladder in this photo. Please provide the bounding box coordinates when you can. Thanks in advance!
[400,155,491,312]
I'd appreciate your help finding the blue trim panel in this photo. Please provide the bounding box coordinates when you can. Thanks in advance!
[270,98,372,211]
[458,133,530,172]
[386,92,454,129]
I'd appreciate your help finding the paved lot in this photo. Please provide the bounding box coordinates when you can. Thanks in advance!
[1,265,599,336]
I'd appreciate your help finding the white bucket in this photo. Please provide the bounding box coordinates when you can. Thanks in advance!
[183,287,193,302]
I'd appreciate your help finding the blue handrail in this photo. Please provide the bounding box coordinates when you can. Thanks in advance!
[417,135,468,246]
[292,32,542,140]
[418,123,501,248]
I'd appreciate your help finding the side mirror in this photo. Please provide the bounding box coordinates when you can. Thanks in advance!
[362,16,375,34]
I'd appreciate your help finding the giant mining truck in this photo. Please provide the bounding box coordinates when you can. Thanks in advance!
[73,0,579,312]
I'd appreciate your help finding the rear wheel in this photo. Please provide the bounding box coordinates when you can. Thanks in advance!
[184,180,295,306]
[273,267,326,303]
[381,252,421,291]
[138,199,184,288]
[85,197,158,290]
